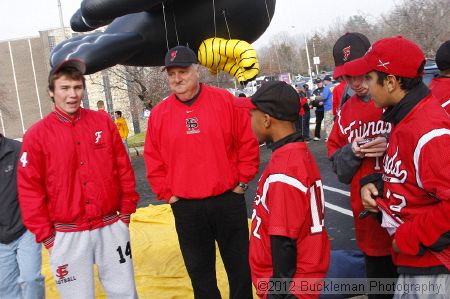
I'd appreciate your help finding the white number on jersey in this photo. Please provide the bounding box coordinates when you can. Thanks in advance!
[386,189,407,213]
[310,180,325,234]
[251,208,262,239]
[20,152,28,167]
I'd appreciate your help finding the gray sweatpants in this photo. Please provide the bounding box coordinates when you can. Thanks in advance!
[50,220,138,299]
[394,273,449,299]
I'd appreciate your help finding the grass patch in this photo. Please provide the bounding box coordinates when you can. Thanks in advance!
[128,132,146,148]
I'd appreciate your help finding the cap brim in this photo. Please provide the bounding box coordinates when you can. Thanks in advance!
[333,65,345,79]
[344,57,372,77]
[233,97,257,109]
[162,62,195,71]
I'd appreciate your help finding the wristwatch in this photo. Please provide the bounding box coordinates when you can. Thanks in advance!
[238,182,248,191]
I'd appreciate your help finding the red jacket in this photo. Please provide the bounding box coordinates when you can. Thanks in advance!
[144,84,259,201]
[18,107,139,248]
[381,95,450,272]
[429,77,450,114]
[299,97,307,116]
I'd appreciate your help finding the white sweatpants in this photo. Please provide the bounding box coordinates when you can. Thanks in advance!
[49,220,138,299]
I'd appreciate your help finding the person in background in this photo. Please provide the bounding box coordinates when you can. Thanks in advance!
[144,45,259,299]
[17,59,139,299]
[302,84,312,141]
[114,110,130,155]
[429,40,450,114]
[321,75,335,141]
[312,79,324,141]
[0,133,45,299]
[96,100,109,115]
[235,81,330,298]
[327,32,397,299]
[294,86,305,133]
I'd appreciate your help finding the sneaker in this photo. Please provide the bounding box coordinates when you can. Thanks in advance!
[313,137,320,141]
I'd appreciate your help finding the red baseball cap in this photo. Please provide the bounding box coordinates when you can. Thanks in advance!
[344,36,425,78]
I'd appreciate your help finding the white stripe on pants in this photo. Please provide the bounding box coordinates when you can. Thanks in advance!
[50,220,138,299]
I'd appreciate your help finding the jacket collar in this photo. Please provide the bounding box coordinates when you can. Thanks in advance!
[175,83,202,106]
[382,82,430,126]
[268,131,304,152]
[53,105,81,124]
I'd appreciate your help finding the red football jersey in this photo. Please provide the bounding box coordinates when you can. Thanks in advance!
[249,142,330,298]
[429,77,450,114]
[327,95,393,256]
[380,95,450,270]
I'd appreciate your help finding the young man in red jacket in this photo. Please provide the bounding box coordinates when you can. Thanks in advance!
[429,40,450,114]
[17,60,139,299]
[236,81,330,298]
[144,46,259,299]
[327,33,397,299]
[348,36,450,298]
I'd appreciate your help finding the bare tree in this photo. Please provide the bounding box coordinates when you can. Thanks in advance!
[380,0,450,56]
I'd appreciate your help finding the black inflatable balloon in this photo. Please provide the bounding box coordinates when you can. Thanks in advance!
[51,0,276,74]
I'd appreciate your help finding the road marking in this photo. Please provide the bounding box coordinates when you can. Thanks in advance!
[323,185,350,197]
[323,185,352,216]
[324,202,353,217]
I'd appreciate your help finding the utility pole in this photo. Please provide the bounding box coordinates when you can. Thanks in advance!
[312,38,319,75]
[304,36,313,88]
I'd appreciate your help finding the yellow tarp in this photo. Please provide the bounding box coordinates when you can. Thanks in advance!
[42,204,257,298]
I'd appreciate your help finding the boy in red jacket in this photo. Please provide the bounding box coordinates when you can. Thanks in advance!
[236,81,330,298]
[18,59,139,298]
[347,36,450,298]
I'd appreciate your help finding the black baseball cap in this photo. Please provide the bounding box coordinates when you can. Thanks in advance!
[164,45,198,70]
[332,32,371,79]
[323,75,332,82]
[234,81,300,121]
[435,40,450,71]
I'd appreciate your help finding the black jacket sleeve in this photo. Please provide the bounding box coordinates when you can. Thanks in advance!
[268,235,298,299]
[329,143,362,184]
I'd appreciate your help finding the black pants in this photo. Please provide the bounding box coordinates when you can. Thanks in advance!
[302,109,311,139]
[171,191,252,299]
[314,109,324,138]
[364,254,398,299]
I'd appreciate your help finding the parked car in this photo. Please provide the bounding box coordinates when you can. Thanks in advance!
[423,59,439,86]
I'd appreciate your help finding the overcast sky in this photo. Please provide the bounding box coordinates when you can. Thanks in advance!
[0,0,398,45]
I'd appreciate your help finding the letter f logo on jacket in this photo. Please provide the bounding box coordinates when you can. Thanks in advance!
[95,131,103,143]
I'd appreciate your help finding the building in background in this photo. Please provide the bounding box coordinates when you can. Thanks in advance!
[0,27,146,139]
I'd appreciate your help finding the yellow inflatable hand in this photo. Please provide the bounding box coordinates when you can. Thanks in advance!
[198,38,259,84]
